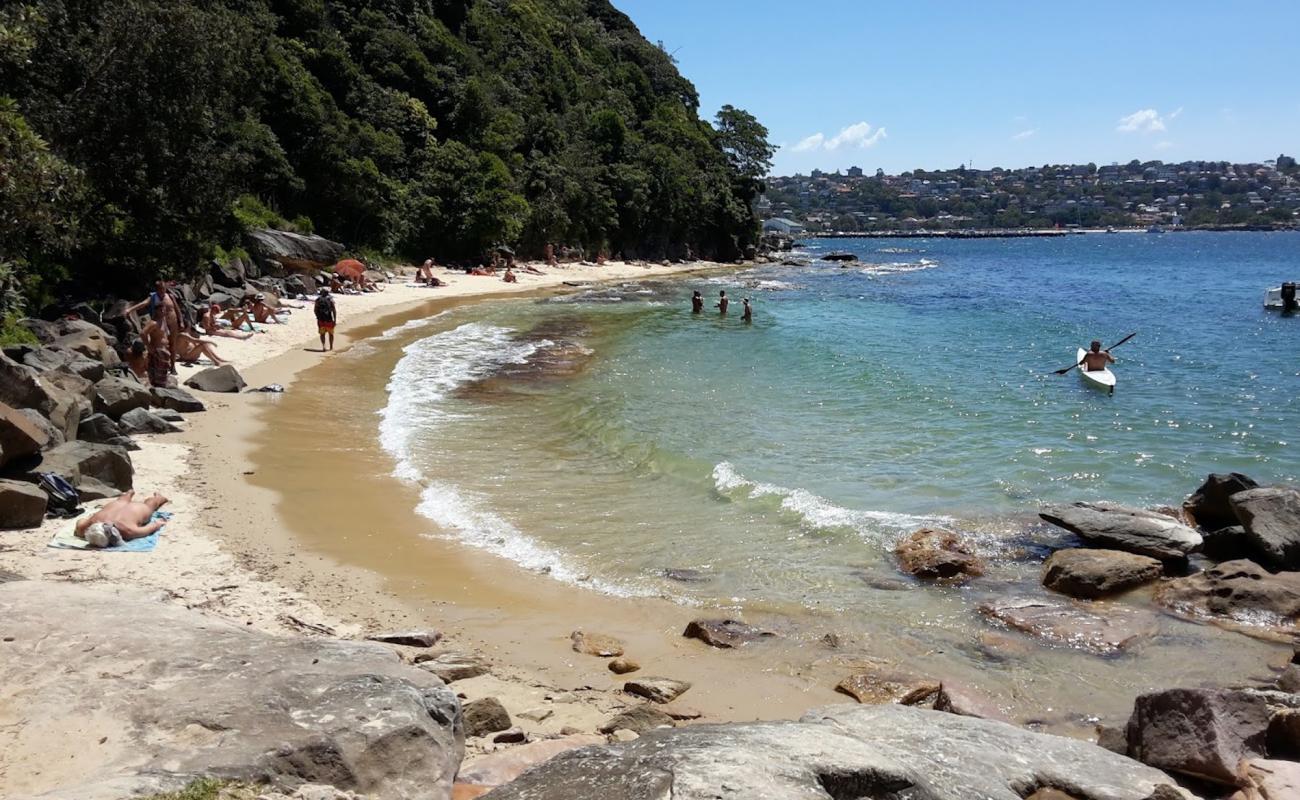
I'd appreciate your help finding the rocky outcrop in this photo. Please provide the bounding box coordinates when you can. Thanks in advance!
[570,630,624,657]
[1126,687,1268,787]
[0,479,47,528]
[836,670,939,706]
[624,677,690,704]
[152,386,206,413]
[21,345,106,382]
[29,441,133,491]
[118,407,181,435]
[245,228,345,273]
[0,581,462,800]
[0,401,49,468]
[893,528,985,580]
[1039,502,1203,560]
[1153,560,1300,636]
[1041,548,1163,599]
[682,618,775,648]
[1184,473,1259,531]
[185,364,247,393]
[76,413,137,450]
[978,595,1158,654]
[1231,488,1300,570]
[482,704,1190,800]
[16,406,64,449]
[0,353,91,440]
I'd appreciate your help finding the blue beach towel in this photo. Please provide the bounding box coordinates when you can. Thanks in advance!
[47,511,172,552]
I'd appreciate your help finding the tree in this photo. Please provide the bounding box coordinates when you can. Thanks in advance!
[714,105,774,183]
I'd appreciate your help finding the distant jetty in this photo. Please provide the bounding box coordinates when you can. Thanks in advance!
[805,223,1293,240]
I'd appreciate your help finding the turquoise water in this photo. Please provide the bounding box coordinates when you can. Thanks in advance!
[374,232,1298,718]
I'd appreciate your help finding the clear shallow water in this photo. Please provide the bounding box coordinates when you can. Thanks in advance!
[373,233,1298,719]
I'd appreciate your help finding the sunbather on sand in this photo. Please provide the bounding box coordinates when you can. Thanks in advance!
[245,295,284,324]
[200,304,253,340]
[75,490,169,547]
[173,331,226,366]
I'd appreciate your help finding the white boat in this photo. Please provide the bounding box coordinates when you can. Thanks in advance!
[1264,283,1297,310]
[1077,348,1116,394]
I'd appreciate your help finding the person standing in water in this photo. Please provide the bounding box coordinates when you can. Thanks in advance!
[314,287,337,352]
[691,291,704,313]
[741,298,753,323]
[717,290,729,315]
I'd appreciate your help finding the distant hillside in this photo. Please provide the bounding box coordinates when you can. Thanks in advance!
[0,0,772,312]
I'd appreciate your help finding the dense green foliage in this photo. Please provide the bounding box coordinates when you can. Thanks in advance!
[0,0,770,313]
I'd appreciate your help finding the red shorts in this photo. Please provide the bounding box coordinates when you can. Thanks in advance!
[317,321,335,334]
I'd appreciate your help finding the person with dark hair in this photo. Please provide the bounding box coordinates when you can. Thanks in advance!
[1078,340,1115,373]
[741,298,753,323]
[716,290,729,315]
[314,287,337,352]
[691,291,704,313]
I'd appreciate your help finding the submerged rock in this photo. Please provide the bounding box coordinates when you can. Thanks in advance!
[1184,472,1259,531]
[1126,687,1268,787]
[978,595,1158,655]
[683,618,775,648]
[1041,548,1163,599]
[1153,560,1300,637]
[1231,487,1300,570]
[1039,501,1202,560]
[835,670,939,706]
[663,568,712,583]
[893,528,985,581]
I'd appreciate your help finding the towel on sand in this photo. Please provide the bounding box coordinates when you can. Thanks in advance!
[48,511,171,552]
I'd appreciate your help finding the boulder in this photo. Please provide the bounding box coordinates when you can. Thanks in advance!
[0,479,47,528]
[464,697,512,738]
[21,345,106,382]
[1266,708,1300,759]
[482,704,1190,800]
[1236,759,1300,800]
[414,651,489,683]
[624,677,691,704]
[1185,473,1260,531]
[1231,488,1300,570]
[18,317,59,343]
[118,407,181,435]
[185,364,247,393]
[92,375,153,419]
[245,228,345,273]
[0,353,90,440]
[0,581,462,799]
[682,618,775,649]
[32,441,133,491]
[52,326,119,365]
[210,256,246,288]
[608,658,640,675]
[1154,560,1300,634]
[1126,687,1268,787]
[836,670,939,706]
[154,408,184,423]
[893,528,985,580]
[367,630,442,648]
[570,630,624,657]
[1202,525,1255,562]
[456,735,605,789]
[76,413,137,450]
[978,596,1158,655]
[599,705,675,735]
[1041,548,1163,599]
[933,681,1011,722]
[151,386,205,413]
[1039,501,1203,560]
[0,401,49,468]
[15,406,62,449]
[77,477,120,502]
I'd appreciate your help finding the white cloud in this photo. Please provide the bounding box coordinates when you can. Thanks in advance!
[1116,108,1179,134]
[1168,107,1184,120]
[787,122,886,153]
[1011,128,1037,141]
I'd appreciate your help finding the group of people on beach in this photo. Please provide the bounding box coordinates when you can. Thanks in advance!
[692,289,753,322]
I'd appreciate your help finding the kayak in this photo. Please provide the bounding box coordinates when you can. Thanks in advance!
[1077,348,1116,394]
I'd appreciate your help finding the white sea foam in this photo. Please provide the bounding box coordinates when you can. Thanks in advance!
[859,258,939,276]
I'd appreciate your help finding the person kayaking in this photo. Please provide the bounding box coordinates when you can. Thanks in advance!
[1078,340,1115,372]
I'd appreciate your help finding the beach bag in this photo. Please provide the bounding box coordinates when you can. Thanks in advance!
[314,294,334,320]
[38,473,82,518]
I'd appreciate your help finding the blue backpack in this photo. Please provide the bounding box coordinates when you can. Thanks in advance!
[37,473,82,518]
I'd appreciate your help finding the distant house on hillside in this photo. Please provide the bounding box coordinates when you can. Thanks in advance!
[763,217,805,235]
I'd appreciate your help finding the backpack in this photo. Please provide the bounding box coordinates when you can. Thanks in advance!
[38,473,82,518]
[314,294,334,319]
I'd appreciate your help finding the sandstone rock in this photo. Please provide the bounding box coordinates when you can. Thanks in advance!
[493,727,527,744]
[21,345,105,382]
[464,697,513,738]
[517,707,552,723]
[1126,687,1268,787]
[1236,759,1300,800]
[608,657,640,674]
[599,705,675,735]
[0,401,48,468]
[151,386,206,413]
[185,364,247,393]
[457,735,605,789]
[368,629,442,647]
[1266,708,1300,759]
[1185,472,1260,531]
[154,408,185,423]
[16,407,63,449]
[1041,548,1163,599]
[245,228,345,273]
[53,326,118,365]
[972,629,1037,662]
[117,407,180,435]
[1154,560,1300,634]
[92,375,153,419]
[77,413,137,450]
[415,651,488,683]
[1039,501,1203,560]
[894,528,985,580]
[610,729,639,742]
[1232,488,1300,570]
[0,479,47,528]
[76,477,120,502]
[483,704,1190,800]
[1203,525,1255,562]
[570,630,624,657]
[1096,724,1129,755]
[31,440,133,492]
[978,595,1158,654]
[0,353,90,440]
[933,681,1010,721]
[682,618,775,648]
[624,677,690,704]
[0,581,462,799]
[836,670,939,706]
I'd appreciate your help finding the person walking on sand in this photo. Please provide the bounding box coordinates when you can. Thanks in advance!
[741,298,753,323]
[691,291,704,313]
[716,290,729,315]
[314,287,337,352]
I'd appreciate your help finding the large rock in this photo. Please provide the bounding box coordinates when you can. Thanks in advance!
[624,677,691,704]
[210,256,246,288]
[570,630,624,657]
[1231,488,1300,570]
[185,364,247,393]
[15,406,62,449]
[459,736,605,792]
[117,407,181,435]
[21,345,106,382]
[835,670,939,706]
[978,595,1158,654]
[245,228,345,273]
[92,375,153,419]
[0,353,90,440]
[481,704,1190,800]
[1153,560,1300,636]
[76,413,137,450]
[894,528,985,580]
[598,705,675,735]
[415,651,489,683]
[1041,548,1163,599]
[1184,473,1260,531]
[32,441,133,491]
[151,386,206,413]
[0,581,463,800]
[52,326,119,365]
[463,697,512,738]
[1126,687,1268,787]
[1236,759,1300,800]
[0,401,49,469]
[0,479,47,528]
[682,619,775,649]
[367,630,442,648]
[1039,501,1203,560]
[1202,525,1255,562]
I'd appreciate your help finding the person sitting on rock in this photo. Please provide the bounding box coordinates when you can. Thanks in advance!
[75,490,169,547]
[200,303,253,340]
[172,330,227,366]
[141,319,173,388]
[126,339,149,382]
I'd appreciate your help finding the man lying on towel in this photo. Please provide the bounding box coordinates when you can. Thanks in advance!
[74,491,170,548]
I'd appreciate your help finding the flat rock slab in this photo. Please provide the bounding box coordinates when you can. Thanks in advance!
[836,671,939,705]
[599,705,675,734]
[458,735,605,789]
[1240,758,1300,799]
[0,581,462,800]
[1232,487,1300,570]
[1153,559,1300,639]
[978,595,1159,654]
[367,629,442,647]
[682,618,775,648]
[570,630,624,657]
[624,677,691,704]
[1041,548,1163,599]
[416,651,489,683]
[1126,687,1268,787]
[481,704,1191,800]
[1039,501,1202,560]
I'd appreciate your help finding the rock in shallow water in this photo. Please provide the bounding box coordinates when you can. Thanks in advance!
[1153,559,1300,638]
[978,595,1158,654]
[834,669,938,706]
[893,528,985,580]
[1041,548,1163,599]
[682,618,775,648]
[1184,472,1259,531]
[1231,487,1300,570]
[1039,501,1202,560]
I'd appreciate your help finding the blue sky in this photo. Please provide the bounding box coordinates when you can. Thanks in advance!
[614,1,1300,176]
